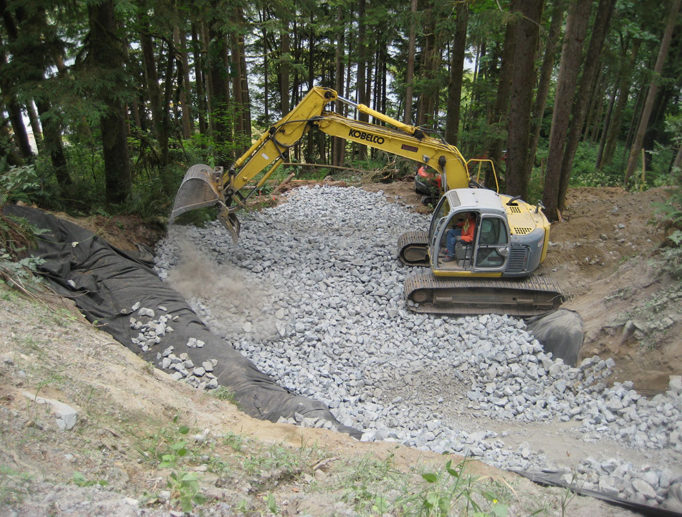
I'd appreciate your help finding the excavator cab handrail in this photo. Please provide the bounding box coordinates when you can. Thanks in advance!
[466,158,499,193]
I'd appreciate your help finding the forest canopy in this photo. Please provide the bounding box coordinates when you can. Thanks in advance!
[0,0,680,221]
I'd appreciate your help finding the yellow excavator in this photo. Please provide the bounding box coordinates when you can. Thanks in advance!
[171,86,562,316]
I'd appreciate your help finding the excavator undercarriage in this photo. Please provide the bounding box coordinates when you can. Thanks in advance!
[404,271,563,317]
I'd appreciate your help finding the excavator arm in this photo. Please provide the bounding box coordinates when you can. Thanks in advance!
[171,86,473,239]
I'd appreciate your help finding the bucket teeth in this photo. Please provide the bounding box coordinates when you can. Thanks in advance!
[219,206,240,243]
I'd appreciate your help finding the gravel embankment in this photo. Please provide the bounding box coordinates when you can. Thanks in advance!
[154,185,682,510]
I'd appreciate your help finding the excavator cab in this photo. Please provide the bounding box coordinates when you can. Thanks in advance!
[403,187,562,316]
[427,189,512,276]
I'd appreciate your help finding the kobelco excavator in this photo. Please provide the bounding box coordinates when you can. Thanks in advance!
[171,86,562,316]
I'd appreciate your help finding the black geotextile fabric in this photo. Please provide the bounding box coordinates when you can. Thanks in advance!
[526,308,584,367]
[4,205,361,438]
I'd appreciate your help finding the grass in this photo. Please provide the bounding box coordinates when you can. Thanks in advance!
[210,385,237,404]
[0,466,32,506]
[334,453,519,516]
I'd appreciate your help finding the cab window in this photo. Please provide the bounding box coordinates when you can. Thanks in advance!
[428,196,450,241]
[475,217,508,268]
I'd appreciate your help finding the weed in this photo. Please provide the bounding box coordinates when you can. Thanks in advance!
[211,386,237,404]
[136,417,209,513]
[71,471,108,487]
[243,443,306,477]
[558,473,577,517]
[0,165,41,205]
[394,458,512,516]
[236,498,251,513]
[166,470,205,513]
[340,453,401,511]
[222,431,245,452]
[265,492,278,513]
[0,465,32,506]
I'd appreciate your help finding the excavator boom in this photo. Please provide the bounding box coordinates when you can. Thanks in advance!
[171,86,473,239]
[169,86,560,317]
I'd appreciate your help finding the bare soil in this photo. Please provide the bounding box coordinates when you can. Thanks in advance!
[1,180,678,515]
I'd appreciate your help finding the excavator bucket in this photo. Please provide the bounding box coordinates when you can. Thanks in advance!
[170,163,240,242]
[170,164,222,221]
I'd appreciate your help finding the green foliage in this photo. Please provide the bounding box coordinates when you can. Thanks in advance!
[265,492,278,514]
[407,459,509,516]
[136,417,206,513]
[654,168,682,230]
[0,465,32,506]
[210,386,237,403]
[0,249,44,292]
[567,143,622,187]
[71,471,108,487]
[340,455,513,516]
[564,140,677,191]
[340,454,401,511]
[0,165,42,205]
[166,470,205,513]
[0,175,47,292]
[242,443,308,477]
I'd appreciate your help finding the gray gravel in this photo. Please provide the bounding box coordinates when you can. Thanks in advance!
[154,185,682,511]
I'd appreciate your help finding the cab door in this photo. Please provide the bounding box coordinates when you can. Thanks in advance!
[473,216,509,272]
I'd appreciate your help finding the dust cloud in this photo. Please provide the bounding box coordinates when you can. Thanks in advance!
[166,237,279,342]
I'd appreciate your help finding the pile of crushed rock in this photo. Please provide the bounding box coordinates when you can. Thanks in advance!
[153,185,682,511]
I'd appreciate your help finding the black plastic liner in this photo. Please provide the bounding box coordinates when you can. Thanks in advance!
[4,205,360,438]
[526,308,584,366]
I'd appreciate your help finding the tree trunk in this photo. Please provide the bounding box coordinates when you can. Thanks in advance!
[528,0,564,173]
[506,0,544,198]
[207,10,230,165]
[1,1,71,188]
[332,4,345,167]
[88,0,130,204]
[139,12,168,165]
[624,0,680,185]
[584,69,605,143]
[600,38,641,168]
[0,44,31,159]
[0,119,24,166]
[542,0,592,221]
[444,1,468,146]
[279,18,290,116]
[558,0,616,210]
[487,22,515,189]
[260,8,270,125]
[174,26,193,139]
[25,101,42,151]
[191,23,208,136]
[355,0,368,160]
[7,99,32,160]
[672,144,682,172]
[160,39,174,171]
[404,0,418,125]
[238,32,250,141]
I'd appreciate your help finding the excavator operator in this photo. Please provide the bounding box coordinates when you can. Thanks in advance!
[442,212,476,263]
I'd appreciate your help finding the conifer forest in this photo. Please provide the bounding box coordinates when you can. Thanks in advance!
[0,0,680,221]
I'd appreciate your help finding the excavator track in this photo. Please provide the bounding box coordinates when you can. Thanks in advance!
[397,230,430,266]
[404,271,563,317]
